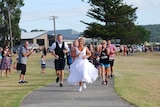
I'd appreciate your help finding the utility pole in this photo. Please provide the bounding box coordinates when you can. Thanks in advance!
[50,16,58,42]
[8,6,13,51]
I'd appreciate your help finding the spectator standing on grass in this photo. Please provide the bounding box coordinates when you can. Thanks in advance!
[123,46,127,56]
[0,47,2,74]
[40,54,46,74]
[50,34,69,87]
[0,47,2,62]
[0,46,11,77]
[18,41,33,83]
[43,46,47,56]
[107,40,117,78]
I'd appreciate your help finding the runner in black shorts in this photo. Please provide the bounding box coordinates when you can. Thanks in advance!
[54,59,65,71]
[107,40,117,78]
[50,34,69,87]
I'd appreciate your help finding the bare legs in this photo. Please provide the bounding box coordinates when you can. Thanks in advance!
[101,66,110,85]
[41,68,45,74]
[78,81,86,92]
[1,70,9,77]
[56,70,64,87]
[19,74,26,82]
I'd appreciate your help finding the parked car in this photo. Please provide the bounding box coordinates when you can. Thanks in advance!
[28,43,40,53]
[17,43,40,53]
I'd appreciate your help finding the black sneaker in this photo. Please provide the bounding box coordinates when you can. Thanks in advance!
[111,74,114,78]
[108,75,112,79]
[105,80,108,85]
[60,83,63,87]
[56,77,59,83]
[19,81,24,84]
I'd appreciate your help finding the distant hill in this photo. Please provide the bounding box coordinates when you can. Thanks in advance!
[141,24,160,42]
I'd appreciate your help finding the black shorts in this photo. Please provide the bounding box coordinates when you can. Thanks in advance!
[54,59,66,71]
[41,64,46,68]
[109,59,114,66]
[18,63,26,75]
[16,63,21,70]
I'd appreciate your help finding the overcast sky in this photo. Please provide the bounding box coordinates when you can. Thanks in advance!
[19,0,160,32]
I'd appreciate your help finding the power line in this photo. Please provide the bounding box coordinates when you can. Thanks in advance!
[20,17,49,22]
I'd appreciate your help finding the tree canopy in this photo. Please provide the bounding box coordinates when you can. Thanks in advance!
[81,0,150,44]
[0,0,24,47]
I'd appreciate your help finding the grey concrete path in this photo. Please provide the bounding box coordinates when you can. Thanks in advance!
[20,60,136,107]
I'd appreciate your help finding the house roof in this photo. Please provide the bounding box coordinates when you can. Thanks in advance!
[21,31,47,39]
[47,29,81,40]
[21,29,81,40]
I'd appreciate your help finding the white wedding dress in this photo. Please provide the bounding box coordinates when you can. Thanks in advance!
[67,47,98,84]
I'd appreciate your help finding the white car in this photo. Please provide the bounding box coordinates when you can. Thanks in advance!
[28,43,40,53]
[17,43,40,53]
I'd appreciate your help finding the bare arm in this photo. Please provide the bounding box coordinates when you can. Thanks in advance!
[106,48,110,55]
[112,45,117,54]
[51,51,59,59]
[71,47,76,58]
[71,47,80,58]
[50,43,59,59]
[83,47,91,59]
[22,49,33,57]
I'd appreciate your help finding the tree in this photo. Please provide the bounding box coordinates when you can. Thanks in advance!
[81,0,150,44]
[0,0,24,47]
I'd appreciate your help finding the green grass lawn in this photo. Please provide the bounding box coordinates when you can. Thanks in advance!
[0,53,60,107]
[0,52,160,107]
[114,52,160,107]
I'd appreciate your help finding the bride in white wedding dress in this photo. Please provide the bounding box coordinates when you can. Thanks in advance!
[67,38,98,92]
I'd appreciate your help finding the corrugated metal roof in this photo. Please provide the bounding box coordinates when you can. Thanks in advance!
[21,29,81,40]
[47,29,80,40]
[21,31,47,39]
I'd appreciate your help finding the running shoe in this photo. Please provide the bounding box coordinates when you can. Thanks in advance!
[60,83,63,87]
[56,77,59,83]
[102,81,106,85]
[78,86,83,92]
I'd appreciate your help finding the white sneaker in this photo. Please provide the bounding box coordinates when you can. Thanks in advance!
[78,86,82,92]
[83,83,87,89]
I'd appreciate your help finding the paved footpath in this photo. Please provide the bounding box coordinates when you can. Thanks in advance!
[20,60,136,107]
